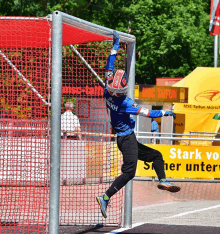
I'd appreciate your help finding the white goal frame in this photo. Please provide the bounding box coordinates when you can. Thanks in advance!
[50,11,136,234]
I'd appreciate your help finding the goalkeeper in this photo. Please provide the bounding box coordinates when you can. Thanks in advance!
[96,31,181,219]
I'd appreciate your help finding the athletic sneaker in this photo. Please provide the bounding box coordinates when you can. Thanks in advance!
[96,195,109,218]
[157,179,181,193]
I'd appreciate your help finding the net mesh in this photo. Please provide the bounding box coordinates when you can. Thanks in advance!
[60,42,125,225]
[0,17,125,231]
[0,18,51,233]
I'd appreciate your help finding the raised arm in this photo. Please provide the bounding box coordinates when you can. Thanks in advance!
[138,107,176,119]
[105,31,120,78]
[120,98,176,120]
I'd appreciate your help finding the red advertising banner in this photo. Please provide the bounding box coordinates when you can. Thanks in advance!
[210,0,220,36]
[62,85,104,97]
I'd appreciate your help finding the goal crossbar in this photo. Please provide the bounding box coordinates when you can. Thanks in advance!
[47,11,135,44]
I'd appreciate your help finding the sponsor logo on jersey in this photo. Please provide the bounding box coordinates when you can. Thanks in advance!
[132,102,138,108]
[106,99,118,111]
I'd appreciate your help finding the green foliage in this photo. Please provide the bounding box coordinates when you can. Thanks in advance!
[0,0,216,85]
[0,0,90,17]
[71,0,214,84]
[62,42,125,86]
[126,0,214,84]
[0,48,49,119]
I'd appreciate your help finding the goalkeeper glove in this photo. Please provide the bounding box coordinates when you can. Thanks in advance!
[112,30,120,51]
[105,30,120,71]
[164,111,176,120]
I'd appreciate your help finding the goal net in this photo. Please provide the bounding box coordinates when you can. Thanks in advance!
[0,12,135,232]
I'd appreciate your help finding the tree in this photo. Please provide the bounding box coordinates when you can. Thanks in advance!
[0,0,90,17]
[126,0,214,84]
[0,0,215,84]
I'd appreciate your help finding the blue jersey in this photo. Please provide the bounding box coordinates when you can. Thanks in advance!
[104,86,141,136]
[104,40,166,136]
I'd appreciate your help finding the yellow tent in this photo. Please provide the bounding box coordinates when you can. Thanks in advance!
[173,67,220,146]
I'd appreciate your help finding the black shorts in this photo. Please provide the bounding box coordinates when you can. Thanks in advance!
[117,132,163,174]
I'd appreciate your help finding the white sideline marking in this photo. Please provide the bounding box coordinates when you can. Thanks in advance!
[105,203,220,234]
[161,203,220,219]
[105,202,173,234]
[104,222,146,234]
